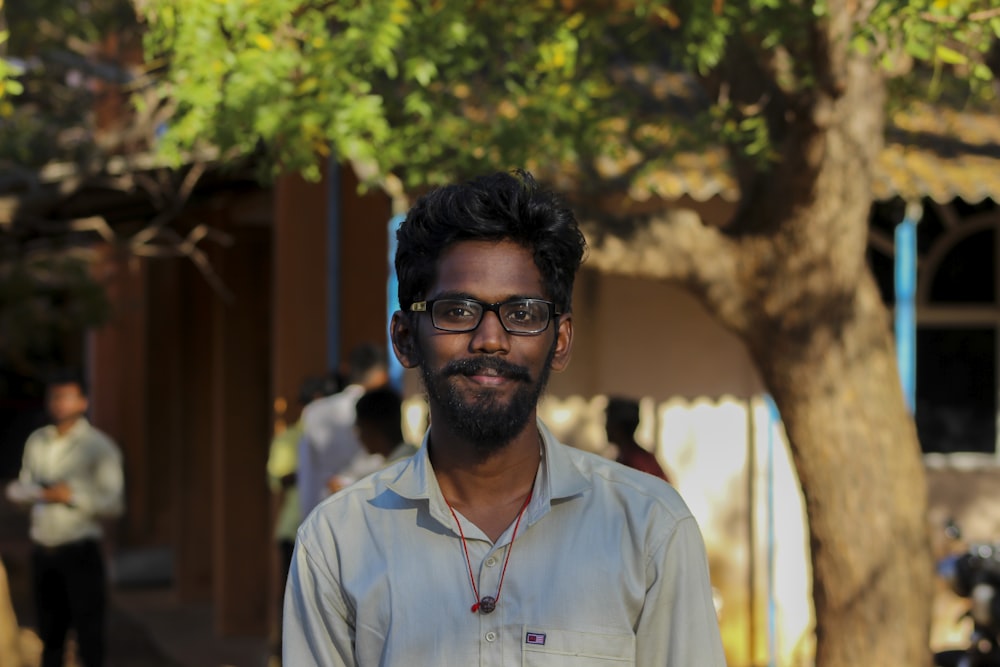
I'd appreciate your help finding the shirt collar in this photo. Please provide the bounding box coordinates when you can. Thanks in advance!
[385,419,591,529]
[41,417,90,443]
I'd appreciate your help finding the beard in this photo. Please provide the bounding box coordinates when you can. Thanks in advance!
[419,342,556,458]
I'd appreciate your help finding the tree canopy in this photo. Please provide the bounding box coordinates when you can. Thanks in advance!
[0,0,140,368]
[133,0,999,197]
[0,0,236,369]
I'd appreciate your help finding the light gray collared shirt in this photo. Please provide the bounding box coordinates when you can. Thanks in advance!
[284,421,726,666]
[6,418,124,547]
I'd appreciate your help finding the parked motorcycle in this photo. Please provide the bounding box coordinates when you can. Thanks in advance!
[935,521,1000,667]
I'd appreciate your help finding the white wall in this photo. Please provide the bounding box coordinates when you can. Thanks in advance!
[548,270,764,401]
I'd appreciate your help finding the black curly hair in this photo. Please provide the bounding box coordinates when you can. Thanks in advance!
[394,169,587,314]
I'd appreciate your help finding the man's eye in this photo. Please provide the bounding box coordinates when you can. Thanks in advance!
[441,303,476,319]
[505,302,540,323]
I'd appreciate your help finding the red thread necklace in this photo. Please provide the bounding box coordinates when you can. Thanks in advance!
[446,489,533,614]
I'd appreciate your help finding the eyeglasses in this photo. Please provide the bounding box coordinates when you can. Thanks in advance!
[410,298,560,335]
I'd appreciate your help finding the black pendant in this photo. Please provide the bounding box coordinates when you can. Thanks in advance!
[478,596,496,614]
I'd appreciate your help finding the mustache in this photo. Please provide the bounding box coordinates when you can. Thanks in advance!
[443,357,531,382]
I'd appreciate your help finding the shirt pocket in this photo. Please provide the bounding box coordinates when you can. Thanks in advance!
[521,625,635,666]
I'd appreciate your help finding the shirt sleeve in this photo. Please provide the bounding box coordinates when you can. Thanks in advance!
[5,434,43,506]
[636,516,728,667]
[69,438,125,519]
[283,535,356,666]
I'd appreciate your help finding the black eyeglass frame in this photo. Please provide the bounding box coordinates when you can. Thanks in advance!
[410,297,561,335]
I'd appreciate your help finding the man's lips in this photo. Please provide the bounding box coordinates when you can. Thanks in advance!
[466,371,510,386]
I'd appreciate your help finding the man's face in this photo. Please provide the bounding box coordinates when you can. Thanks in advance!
[47,382,88,424]
[392,240,573,456]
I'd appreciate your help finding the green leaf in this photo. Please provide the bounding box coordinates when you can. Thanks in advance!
[405,58,438,87]
[935,45,968,65]
[973,63,994,80]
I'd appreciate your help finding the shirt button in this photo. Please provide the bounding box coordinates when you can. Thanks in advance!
[485,631,497,642]
[485,557,497,567]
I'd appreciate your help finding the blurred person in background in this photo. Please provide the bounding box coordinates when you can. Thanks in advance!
[605,396,671,483]
[297,343,389,519]
[325,386,418,494]
[5,370,124,667]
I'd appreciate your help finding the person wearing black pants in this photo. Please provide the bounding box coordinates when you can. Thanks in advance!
[32,539,107,667]
[6,371,124,667]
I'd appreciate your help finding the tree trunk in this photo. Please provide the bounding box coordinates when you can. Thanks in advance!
[588,218,937,666]
[585,30,934,664]
[586,203,935,667]
[728,22,935,665]
[745,272,933,667]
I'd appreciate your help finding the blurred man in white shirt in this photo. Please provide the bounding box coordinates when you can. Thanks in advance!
[296,343,389,518]
[6,370,124,667]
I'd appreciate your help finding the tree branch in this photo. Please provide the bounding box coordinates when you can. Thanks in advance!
[130,223,235,302]
[582,210,752,333]
[128,161,208,249]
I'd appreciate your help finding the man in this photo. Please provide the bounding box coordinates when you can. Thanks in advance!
[606,396,671,483]
[296,343,389,518]
[5,371,124,667]
[284,170,727,666]
[325,387,419,494]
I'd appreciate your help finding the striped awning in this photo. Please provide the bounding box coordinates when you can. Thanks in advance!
[604,101,1000,205]
[874,102,1000,203]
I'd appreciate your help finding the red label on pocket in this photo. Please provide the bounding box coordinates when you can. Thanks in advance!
[525,632,546,645]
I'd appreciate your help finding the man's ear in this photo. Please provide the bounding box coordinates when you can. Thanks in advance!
[549,313,573,373]
[390,311,421,369]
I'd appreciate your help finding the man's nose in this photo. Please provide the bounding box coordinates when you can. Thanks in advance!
[469,309,511,353]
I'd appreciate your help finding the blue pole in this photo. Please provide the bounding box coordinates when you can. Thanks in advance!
[894,202,921,414]
[387,214,406,392]
[764,395,779,667]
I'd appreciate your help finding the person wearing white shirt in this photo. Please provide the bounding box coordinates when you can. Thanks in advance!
[284,170,726,666]
[5,371,124,667]
[325,387,418,494]
[297,343,389,518]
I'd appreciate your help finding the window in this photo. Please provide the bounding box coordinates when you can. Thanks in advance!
[869,198,1000,454]
[915,328,996,454]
